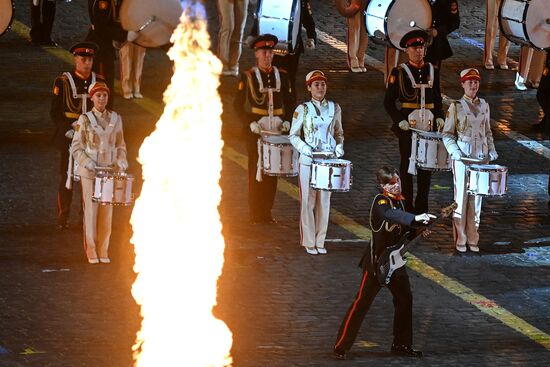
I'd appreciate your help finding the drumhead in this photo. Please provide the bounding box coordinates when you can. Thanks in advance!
[257,0,300,53]
[386,0,432,50]
[120,0,183,48]
[525,0,550,49]
[0,0,14,37]
[468,164,508,172]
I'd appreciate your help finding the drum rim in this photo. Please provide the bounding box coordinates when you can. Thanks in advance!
[309,183,351,192]
[467,164,508,172]
[0,0,14,38]
[498,0,547,50]
[262,170,299,177]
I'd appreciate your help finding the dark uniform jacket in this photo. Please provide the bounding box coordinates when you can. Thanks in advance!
[361,193,416,274]
[425,0,460,64]
[384,62,444,139]
[86,0,127,64]
[50,71,95,150]
[233,67,295,147]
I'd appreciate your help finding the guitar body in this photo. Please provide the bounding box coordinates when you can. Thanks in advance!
[376,239,408,286]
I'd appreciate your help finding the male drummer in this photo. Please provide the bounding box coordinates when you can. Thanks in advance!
[384,30,444,214]
[86,0,136,108]
[50,42,99,229]
[233,34,294,224]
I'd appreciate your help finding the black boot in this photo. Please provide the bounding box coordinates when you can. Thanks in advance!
[390,343,423,357]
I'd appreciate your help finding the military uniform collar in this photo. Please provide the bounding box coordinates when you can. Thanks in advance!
[463,94,480,105]
[310,98,328,108]
[408,60,425,69]
[74,70,91,80]
[92,107,108,119]
[258,66,273,74]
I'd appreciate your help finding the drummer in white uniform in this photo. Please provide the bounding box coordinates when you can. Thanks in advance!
[289,70,344,255]
[71,81,128,264]
[442,68,497,253]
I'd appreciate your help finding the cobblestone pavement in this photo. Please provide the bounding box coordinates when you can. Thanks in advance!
[0,1,549,366]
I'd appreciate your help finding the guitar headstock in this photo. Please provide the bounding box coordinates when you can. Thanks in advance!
[440,202,458,218]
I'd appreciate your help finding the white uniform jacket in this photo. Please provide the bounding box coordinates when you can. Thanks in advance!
[289,98,344,165]
[71,108,127,179]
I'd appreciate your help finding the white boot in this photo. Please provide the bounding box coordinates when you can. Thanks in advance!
[514,73,527,91]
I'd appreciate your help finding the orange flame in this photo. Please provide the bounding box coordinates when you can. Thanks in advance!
[130,3,233,366]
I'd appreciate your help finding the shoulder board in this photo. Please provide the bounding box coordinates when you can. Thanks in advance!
[543,67,549,77]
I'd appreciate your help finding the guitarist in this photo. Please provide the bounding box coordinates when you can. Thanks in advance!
[333,167,433,360]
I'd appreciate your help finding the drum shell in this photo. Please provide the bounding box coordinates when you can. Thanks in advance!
[365,0,432,50]
[466,164,508,197]
[261,136,299,177]
[310,159,353,192]
[257,0,301,54]
[415,131,451,171]
[0,0,14,37]
[499,0,550,50]
[92,172,135,206]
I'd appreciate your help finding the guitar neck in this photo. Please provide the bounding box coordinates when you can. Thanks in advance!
[398,216,444,256]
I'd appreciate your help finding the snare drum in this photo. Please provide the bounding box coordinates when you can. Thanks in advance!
[0,0,14,37]
[466,164,508,197]
[92,171,134,206]
[415,131,451,171]
[499,0,550,50]
[261,135,299,177]
[120,0,182,48]
[257,0,301,54]
[310,159,352,192]
[365,0,432,49]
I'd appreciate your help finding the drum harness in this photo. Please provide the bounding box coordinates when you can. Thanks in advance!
[302,100,336,153]
[64,72,97,190]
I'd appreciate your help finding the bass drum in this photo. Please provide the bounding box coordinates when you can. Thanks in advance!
[0,0,14,38]
[120,0,183,48]
[365,0,432,50]
[257,0,301,54]
[499,0,550,50]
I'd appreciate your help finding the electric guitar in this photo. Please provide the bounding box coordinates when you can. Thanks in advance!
[375,202,457,286]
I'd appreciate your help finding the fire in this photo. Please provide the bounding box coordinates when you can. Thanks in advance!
[130,2,233,366]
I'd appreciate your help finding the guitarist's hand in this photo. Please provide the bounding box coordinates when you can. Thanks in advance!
[421,229,432,238]
[414,213,436,225]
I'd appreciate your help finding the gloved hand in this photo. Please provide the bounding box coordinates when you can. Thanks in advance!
[414,213,436,224]
[451,150,464,161]
[301,145,313,157]
[281,121,291,133]
[305,38,316,50]
[249,121,261,135]
[399,120,410,131]
[117,159,128,171]
[65,129,75,139]
[127,31,139,43]
[245,35,255,48]
[85,161,96,171]
[489,151,498,161]
[335,144,344,158]
[436,118,445,132]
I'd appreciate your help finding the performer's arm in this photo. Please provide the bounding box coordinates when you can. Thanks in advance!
[288,104,307,151]
[484,103,496,154]
[89,1,127,43]
[50,77,67,131]
[373,197,416,227]
[333,103,344,146]
[384,68,407,124]
[302,0,317,43]
[433,68,444,120]
[442,102,461,156]
[115,114,128,163]
[71,115,95,168]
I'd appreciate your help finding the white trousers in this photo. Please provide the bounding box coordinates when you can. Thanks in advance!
[346,11,368,68]
[452,160,482,246]
[484,0,509,67]
[299,164,331,248]
[216,0,249,68]
[119,42,146,95]
[81,177,113,260]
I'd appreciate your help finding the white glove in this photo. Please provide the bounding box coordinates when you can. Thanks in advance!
[281,121,291,133]
[335,144,344,158]
[436,118,445,131]
[85,161,96,171]
[117,159,128,171]
[414,213,436,224]
[301,145,313,157]
[127,31,139,43]
[245,35,255,48]
[399,120,410,131]
[451,150,464,161]
[305,38,316,50]
[249,121,261,135]
[65,129,75,139]
[489,151,498,161]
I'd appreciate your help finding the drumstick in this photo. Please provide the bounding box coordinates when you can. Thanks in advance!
[260,130,282,136]
[460,157,487,164]
[138,15,157,33]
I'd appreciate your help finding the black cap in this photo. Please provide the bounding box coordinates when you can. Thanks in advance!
[70,42,99,57]
[250,34,278,50]
[399,30,429,49]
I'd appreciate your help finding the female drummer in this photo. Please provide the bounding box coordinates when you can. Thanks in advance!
[71,81,128,264]
[442,68,497,253]
[289,70,344,255]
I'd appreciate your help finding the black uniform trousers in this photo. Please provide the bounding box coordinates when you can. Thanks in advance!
[398,134,432,214]
[30,0,56,43]
[57,144,72,226]
[334,269,413,352]
[247,140,277,221]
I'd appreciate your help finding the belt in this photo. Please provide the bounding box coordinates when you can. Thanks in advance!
[251,107,283,116]
[64,112,80,119]
[402,103,435,109]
